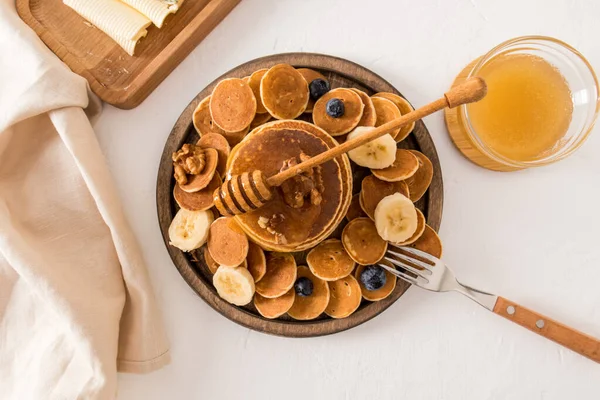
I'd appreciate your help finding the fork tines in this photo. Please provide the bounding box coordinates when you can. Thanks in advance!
[380,244,439,285]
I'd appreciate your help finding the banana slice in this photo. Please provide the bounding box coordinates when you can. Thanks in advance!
[346,127,396,169]
[168,208,213,251]
[213,266,255,306]
[374,193,418,243]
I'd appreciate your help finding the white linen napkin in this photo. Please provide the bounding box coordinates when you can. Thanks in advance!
[0,1,170,399]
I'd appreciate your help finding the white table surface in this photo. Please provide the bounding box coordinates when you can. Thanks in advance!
[95,1,600,398]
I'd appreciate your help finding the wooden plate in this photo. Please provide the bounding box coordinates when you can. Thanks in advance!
[16,0,240,109]
[157,53,444,337]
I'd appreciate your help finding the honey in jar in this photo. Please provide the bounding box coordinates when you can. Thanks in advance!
[466,53,573,162]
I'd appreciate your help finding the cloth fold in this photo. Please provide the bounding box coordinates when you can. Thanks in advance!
[0,1,170,399]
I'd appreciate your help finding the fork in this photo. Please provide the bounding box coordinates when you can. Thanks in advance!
[379,244,600,363]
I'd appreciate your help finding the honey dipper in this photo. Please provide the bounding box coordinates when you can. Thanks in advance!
[214,77,487,217]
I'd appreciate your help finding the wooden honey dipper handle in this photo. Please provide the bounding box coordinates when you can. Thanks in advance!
[266,77,487,187]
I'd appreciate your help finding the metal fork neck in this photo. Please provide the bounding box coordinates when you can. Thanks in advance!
[452,281,498,311]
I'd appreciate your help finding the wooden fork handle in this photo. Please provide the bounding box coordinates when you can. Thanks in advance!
[493,296,600,363]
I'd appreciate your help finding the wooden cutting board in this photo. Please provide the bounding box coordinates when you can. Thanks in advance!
[156,53,444,338]
[16,0,240,109]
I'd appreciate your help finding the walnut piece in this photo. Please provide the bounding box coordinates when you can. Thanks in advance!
[279,152,324,208]
[258,216,269,229]
[172,144,207,185]
[258,214,287,244]
[172,144,206,182]
[173,164,188,185]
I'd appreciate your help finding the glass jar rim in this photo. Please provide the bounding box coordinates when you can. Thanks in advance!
[459,35,600,168]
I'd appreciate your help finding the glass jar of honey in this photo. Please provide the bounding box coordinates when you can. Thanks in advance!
[445,36,599,171]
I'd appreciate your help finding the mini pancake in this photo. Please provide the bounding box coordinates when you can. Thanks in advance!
[355,263,397,301]
[255,252,297,298]
[297,68,326,113]
[192,96,224,136]
[287,266,330,320]
[350,88,377,127]
[360,175,410,220]
[404,150,433,202]
[193,96,251,146]
[312,88,364,136]
[242,76,250,83]
[246,241,267,282]
[174,172,222,211]
[179,148,219,193]
[260,64,309,119]
[201,247,248,274]
[373,92,415,142]
[324,275,362,319]
[395,208,426,245]
[306,239,355,281]
[248,69,268,114]
[210,78,257,132]
[207,217,250,267]
[203,246,220,274]
[371,149,419,182]
[342,217,388,265]
[408,224,442,258]
[249,112,272,129]
[346,194,367,222]
[197,133,230,176]
[371,96,401,139]
[254,289,295,319]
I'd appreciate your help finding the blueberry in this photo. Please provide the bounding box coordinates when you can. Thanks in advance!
[309,78,330,100]
[294,277,314,297]
[360,266,387,291]
[326,98,345,118]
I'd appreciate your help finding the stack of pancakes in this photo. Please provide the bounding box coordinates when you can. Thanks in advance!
[227,120,352,252]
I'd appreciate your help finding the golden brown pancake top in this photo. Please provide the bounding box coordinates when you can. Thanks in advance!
[207,217,250,267]
[312,88,364,136]
[306,239,356,281]
[174,171,221,211]
[197,133,231,176]
[254,289,295,319]
[248,69,268,114]
[246,242,267,282]
[350,88,377,127]
[255,252,297,298]
[325,275,362,319]
[260,64,309,119]
[287,266,330,320]
[408,224,442,259]
[404,150,433,202]
[342,217,388,265]
[371,96,402,139]
[373,92,415,142]
[371,149,419,182]
[192,96,226,136]
[210,78,257,132]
